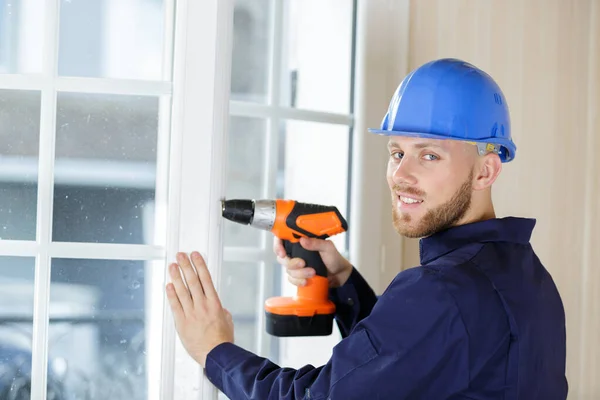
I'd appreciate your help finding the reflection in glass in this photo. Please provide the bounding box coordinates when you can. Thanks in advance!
[48,258,162,400]
[281,0,353,114]
[0,257,55,399]
[0,0,44,74]
[53,93,158,245]
[220,261,260,353]
[58,0,165,80]
[224,116,267,247]
[230,0,271,103]
[0,89,41,241]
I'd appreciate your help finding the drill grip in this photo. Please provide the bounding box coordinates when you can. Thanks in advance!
[283,240,327,278]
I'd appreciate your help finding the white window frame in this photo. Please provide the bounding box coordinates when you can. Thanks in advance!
[162,0,233,398]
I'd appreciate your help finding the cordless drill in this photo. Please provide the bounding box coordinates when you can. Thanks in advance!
[221,199,348,337]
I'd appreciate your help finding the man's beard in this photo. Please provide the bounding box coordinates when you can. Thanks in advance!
[392,171,473,238]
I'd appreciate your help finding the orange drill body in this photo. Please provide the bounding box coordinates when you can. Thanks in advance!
[270,199,347,241]
[221,198,348,337]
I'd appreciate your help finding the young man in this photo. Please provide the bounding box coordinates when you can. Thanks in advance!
[166,58,568,399]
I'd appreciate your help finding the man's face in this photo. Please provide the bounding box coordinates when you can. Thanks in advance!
[386,136,476,238]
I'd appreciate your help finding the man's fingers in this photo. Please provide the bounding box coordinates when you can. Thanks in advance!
[277,256,305,270]
[288,276,307,287]
[166,282,185,323]
[191,252,219,302]
[273,237,287,258]
[177,252,205,301]
[276,255,289,266]
[168,263,194,312]
[287,267,315,280]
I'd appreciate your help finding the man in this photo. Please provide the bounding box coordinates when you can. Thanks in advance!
[166,58,568,399]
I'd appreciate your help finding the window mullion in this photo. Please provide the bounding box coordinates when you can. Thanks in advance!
[47,242,165,260]
[151,93,171,400]
[55,77,172,95]
[163,0,234,399]
[0,240,38,256]
[30,0,60,399]
[229,101,354,126]
[159,0,188,394]
[0,74,48,90]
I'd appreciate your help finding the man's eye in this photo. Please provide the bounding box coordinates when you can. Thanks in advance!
[390,152,403,160]
[423,154,439,161]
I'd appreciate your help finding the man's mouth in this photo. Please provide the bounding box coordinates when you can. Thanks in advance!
[399,196,423,205]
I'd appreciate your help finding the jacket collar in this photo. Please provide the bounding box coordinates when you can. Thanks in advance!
[419,217,536,265]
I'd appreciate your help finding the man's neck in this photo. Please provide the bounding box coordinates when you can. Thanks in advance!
[457,203,496,227]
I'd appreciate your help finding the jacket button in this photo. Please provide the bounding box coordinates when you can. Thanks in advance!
[347,298,354,306]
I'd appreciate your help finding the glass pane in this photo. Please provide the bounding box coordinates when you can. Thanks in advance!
[220,261,259,353]
[53,93,158,244]
[230,0,271,103]
[281,120,349,252]
[0,0,44,74]
[0,89,40,241]
[58,0,165,80]
[49,258,162,400]
[0,257,38,399]
[281,0,354,114]
[224,116,267,247]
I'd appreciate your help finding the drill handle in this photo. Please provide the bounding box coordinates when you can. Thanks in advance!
[283,240,327,278]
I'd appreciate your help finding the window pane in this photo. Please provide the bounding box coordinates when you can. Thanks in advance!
[230,0,271,103]
[53,93,158,244]
[49,258,162,400]
[281,120,349,253]
[0,89,40,241]
[0,0,44,74]
[224,116,267,247]
[281,0,354,114]
[58,0,165,80]
[220,261,260,353]
[0,257,40,399]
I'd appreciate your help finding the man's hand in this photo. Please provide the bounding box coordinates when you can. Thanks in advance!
[166,251,234,367]
[274,237,353,289]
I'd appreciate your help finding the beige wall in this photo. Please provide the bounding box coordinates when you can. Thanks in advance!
[401,0,600,398]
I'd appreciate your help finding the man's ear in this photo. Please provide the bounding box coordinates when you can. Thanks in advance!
[473,153,502,190]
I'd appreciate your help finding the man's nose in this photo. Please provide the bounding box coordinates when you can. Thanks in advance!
[390,157,417,186]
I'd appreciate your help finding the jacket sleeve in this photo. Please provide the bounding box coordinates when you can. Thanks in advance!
[205,267,470,400]
[327,267,378,337]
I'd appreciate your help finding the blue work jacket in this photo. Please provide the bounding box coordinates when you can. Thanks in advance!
[205,217,568,399]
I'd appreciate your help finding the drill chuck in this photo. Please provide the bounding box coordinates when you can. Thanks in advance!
[222,199,276,231]
[221,199,255,225]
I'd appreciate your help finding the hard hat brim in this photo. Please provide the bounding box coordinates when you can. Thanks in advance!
[368,128,516,163]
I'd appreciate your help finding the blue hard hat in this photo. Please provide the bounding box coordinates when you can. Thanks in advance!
[368,58,516,162]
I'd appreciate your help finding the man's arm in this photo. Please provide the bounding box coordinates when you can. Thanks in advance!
[327,266,378,337]
[205,267,470,400]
